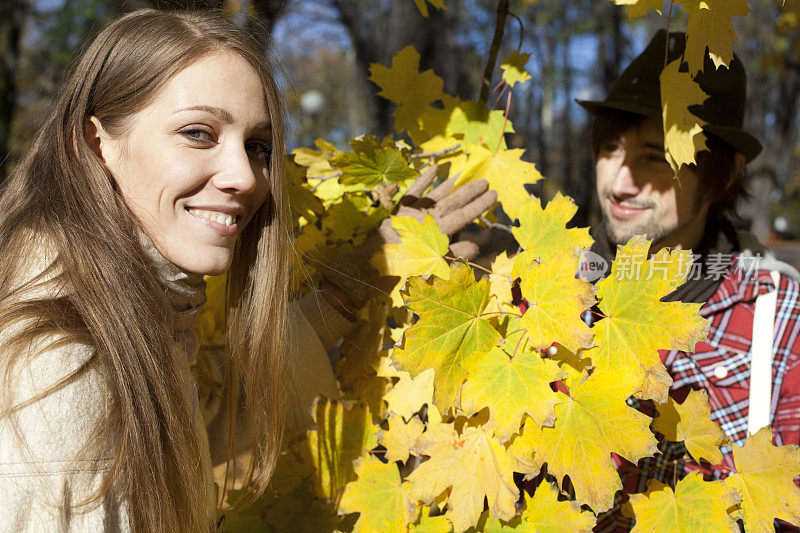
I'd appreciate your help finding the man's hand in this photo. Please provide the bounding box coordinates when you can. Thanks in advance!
[318,165,497,320]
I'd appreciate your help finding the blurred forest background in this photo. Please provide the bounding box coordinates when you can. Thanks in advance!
[1,0,800,256]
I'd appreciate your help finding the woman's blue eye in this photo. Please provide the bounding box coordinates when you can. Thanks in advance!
[182,129,213,142]
[246,140,272,162]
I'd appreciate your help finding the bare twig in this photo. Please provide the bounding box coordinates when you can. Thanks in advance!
[508,11,525,52]
[309,171,343,192]
[411,142,463,159]
[480,216,514,234]
[479,0,510,103]
[665,1,675,68]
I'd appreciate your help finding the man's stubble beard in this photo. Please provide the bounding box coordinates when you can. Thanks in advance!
[601,207,676,247]
[599,189,706,248]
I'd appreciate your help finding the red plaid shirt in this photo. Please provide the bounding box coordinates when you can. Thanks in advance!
[592,253,800,531]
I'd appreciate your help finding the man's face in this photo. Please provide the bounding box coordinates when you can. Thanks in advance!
[595,117,709,250]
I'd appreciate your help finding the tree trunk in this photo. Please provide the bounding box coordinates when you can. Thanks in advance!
[0,0,26,180]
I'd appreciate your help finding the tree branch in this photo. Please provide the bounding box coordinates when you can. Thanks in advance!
[479,0,510,103]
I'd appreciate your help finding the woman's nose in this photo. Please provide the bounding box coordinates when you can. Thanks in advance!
[212,145,258,195]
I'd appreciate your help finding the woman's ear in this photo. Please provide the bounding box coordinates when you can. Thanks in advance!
[83,115,111,164]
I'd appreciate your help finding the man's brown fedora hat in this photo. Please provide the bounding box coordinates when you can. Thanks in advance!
[577,30,763,162]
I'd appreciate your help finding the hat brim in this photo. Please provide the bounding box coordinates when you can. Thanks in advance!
[576,99,763,162]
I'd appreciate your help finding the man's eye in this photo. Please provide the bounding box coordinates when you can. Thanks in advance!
[246,140,272,162]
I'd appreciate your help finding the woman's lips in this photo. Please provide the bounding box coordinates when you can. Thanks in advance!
[186,207,239,236]
[609,199,649,219]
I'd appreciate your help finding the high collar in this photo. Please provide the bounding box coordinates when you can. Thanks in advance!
[137,230,207,343]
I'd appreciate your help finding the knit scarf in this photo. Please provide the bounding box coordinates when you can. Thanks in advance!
[590,216,739,304]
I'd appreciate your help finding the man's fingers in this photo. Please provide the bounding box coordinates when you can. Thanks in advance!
[437,189,497,235]
[432,179,490,218]
[448,240,479,261]
[403,164,438,202]
[424,174,458,203]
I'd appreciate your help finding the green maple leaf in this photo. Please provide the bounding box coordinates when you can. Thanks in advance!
[333,135,418,187]
[392,263,502,410]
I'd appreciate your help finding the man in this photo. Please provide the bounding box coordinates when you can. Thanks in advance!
[576,30,800,531]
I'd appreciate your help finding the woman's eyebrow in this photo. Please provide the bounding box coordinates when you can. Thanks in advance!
[174,105,235,123]
[173,105,270,131]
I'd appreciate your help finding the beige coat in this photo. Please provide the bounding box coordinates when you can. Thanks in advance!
[0,234,340,531]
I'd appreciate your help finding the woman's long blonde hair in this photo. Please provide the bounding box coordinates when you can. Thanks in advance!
[0,10,288,532]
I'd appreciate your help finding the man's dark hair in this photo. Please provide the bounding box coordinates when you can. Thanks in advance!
[590,108,749,216]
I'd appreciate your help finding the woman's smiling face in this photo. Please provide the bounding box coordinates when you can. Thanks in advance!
[86,50,272,275]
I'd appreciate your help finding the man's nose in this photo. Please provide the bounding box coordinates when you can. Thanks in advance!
[609,159,641,198]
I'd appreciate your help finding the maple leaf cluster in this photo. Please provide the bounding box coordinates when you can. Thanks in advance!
[612,0,751,175]
[199,8,800,531]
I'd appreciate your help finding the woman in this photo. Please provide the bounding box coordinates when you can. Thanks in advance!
[0,8,496,531]
[0,10,289,531]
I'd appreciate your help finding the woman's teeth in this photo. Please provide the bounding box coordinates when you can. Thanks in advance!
[187,208,237,226]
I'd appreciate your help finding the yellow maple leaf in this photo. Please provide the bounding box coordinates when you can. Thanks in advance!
[679,0,751,73]
[418,135,468,180]
[588,235,709,402]
[304,398,378,499]
[409,513,453,532]
[525,368,659,512]
[446,99,515,147]
[612,0,663,19]
[407,422,518,531]
[507,418,540,476]
[487,251,517,315]
[369,46,444,111]
[195,273,227,348]
[511,193,593,277]
[381,367,435,420]
[292,138,341,178]
[370,46,444,137]
[340,454,417,533]
[501,52,532,88]
[413,0,446,17]
[653,389,730,465]
[379,413,425,462]
[726,427,800,532]
[371,214,450,284]
[521,482,595,532]
[458,144,541,221]
[518,252,597,352]
[392,264,503,410]
[629,472,740,532]
[660,59,709,175]
[460,343,565,441]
